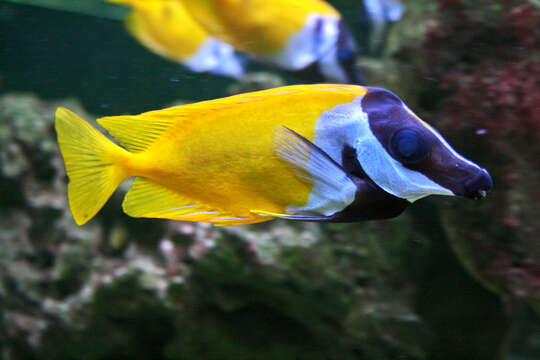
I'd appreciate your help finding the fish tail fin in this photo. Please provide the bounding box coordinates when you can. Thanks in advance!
[55,107,131,225]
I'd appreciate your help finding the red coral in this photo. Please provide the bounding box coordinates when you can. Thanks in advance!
[425,1,540,157]
[443,61,540,150]
[483,251,540,298]
[422,0,540,300]
[506,4,540,47]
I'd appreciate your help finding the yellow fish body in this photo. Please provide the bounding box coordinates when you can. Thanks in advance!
[109,0,244,77]
[56,85,364,226]
[181,0,361,83]
[182,0,338,56]
[56,85,492,226]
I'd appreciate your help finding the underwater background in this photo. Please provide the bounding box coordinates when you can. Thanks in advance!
[1,0,539,359]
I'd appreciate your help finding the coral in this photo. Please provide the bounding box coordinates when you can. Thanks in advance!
[361,0,540,356]
[419,0,540,320]
[443,61,540,150]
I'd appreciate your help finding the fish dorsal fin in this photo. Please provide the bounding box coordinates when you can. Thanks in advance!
[97,107,189,152]
[272,126,357,216]
[96,99,239,153]
[123,177,256,225]
[97,85,361,153]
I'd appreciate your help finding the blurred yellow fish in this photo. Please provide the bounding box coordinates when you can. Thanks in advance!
[55,85,492,226]
[109,0,245,77]
[182,0,362,83]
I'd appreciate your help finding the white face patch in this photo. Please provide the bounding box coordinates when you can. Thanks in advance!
[312,97,366,165]
[183,38,245,78]
[356,102,454,202]
[309,97,454,203]
[283,99,365,216]
[363,0,403,53]
[268,13,340,70]
[317,46,348,83]
[281,94,459,218]
[354,134,454,202]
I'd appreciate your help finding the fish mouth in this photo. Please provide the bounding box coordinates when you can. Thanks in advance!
[463,168,493,200]
[469,189,488,200]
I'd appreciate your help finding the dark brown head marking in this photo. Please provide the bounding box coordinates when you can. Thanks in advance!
[357,87,492,200]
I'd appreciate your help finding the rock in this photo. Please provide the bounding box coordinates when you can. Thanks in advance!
[1,93,425,360]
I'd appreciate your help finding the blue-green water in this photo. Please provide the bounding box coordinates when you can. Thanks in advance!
[1,2,233,115]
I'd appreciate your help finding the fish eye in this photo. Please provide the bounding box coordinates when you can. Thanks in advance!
[390,129,428,164]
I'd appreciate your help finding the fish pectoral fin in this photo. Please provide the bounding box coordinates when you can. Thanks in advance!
[250,209,330,221]
[273,125,350,186]
[272,126,357,215]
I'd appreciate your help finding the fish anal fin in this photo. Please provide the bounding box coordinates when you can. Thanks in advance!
[123,178,268,225]
[251,209,330,221]
[123,177,210,219]
[211,216,271,226]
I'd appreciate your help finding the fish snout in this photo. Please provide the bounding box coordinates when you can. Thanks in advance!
[463,168,493,200]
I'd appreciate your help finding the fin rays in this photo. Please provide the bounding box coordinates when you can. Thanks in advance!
[123,177,261,225]
[55,107,130,225]
[123,177,200,218]
[97,116,175,152]
[272,126,357,217]
[251,209,330,221]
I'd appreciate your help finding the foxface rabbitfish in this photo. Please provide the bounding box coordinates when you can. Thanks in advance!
[55,85,492,226]
[181,0,363,84]
[109,0,245,78]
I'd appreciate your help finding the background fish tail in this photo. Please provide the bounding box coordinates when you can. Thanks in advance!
[55,107,131,225]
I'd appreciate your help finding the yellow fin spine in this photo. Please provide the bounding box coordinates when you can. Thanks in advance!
[123,177,198,218]
[97,115,175,152]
